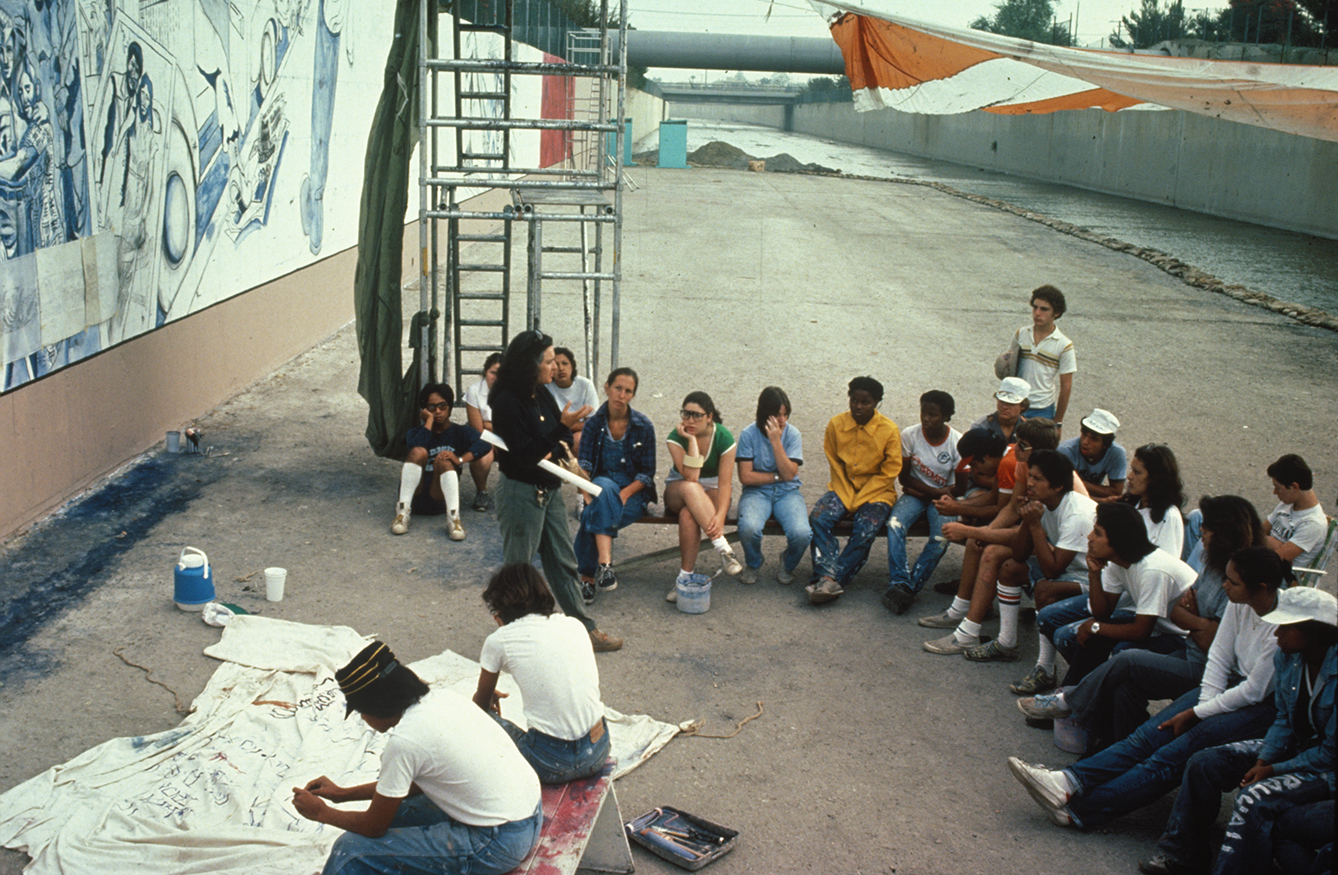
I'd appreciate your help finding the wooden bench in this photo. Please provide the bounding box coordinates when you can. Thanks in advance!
[617,511,931,573]
[508,761,633,875]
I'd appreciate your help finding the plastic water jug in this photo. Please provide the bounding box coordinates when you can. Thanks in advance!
[174,547,215,610]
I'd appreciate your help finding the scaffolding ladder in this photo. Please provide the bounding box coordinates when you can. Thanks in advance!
[418,0,628,395]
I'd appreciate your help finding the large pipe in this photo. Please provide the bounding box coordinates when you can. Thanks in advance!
[609,30,845,75]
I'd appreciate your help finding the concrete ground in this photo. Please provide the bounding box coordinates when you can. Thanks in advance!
[2,165,1336,875]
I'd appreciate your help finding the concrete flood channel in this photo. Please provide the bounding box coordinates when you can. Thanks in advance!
[2,156,1337,874]
[676,120,1338,320]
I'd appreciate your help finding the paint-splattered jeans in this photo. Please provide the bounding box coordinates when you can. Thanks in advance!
[807,492,892,586]
[321,795,542,875]
[885,494,954,595]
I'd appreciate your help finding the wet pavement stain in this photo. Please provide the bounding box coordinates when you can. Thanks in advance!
[0,455,223,681]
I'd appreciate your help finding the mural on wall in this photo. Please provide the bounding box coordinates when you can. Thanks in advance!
[1,0,365,393]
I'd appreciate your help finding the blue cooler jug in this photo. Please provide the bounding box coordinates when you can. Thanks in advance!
[174,547,214,610]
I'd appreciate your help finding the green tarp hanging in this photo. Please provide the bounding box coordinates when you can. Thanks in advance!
[354,0,434,460]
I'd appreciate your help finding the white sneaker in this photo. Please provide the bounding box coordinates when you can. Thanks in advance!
[1007,756,1074,826]
[391,503,412,535]
[448,514,465,541]
[718,546,743,576]
[776,553,795,585]
[665,587,678,603]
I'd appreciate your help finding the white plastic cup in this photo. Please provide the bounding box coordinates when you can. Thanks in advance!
[166,431,181,453]
[265,567,287,602]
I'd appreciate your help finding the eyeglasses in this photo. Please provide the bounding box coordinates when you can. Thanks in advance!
[425,402,451,412]
[1016,441,1032,452]
[680,409,708,421]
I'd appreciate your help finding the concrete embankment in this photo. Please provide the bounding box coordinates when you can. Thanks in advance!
[672,99,1338,241]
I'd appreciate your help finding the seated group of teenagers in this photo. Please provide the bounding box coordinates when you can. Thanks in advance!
[366,289,1334,875]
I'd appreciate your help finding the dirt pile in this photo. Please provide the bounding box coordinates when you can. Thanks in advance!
[685,141,839,174]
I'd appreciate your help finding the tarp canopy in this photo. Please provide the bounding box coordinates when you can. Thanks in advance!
[810,0,1338,143]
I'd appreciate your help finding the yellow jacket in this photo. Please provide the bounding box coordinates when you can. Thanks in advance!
[823,411,902,510]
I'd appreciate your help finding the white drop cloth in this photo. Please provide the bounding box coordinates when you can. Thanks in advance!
[0,617,678,875]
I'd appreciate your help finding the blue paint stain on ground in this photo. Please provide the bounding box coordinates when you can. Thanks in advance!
[0,456,221,683]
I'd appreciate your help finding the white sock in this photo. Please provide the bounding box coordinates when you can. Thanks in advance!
[998,585,1022,649]
[1037,636,1057,673]
[677,568,694,582]
[398,462,422,506]
[949,597,971,619]
[954,618,982,644]
[440,469,460,517]
[711,537,731,552]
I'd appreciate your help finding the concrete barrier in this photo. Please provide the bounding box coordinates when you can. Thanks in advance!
[672,100,1338,241]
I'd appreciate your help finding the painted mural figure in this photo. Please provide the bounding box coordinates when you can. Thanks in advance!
[98,40,139,188]
[0,57,61,247]
[101,70,160,343]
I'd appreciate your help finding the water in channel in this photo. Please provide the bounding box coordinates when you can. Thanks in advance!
[677,121,1338,316]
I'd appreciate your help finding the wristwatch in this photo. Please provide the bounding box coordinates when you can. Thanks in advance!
[1090,622,1101,635]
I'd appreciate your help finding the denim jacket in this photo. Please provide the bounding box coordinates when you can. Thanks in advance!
[1259,644,1336,790]
[577,403,657,504]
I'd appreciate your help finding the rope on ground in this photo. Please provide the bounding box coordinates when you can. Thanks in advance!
[678,701,764,739]
[113,646,192,715]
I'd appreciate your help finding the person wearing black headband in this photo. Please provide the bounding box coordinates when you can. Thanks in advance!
[292,642,542,875]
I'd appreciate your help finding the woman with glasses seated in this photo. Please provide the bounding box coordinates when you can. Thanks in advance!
[664,391,742,601]
[489,331,621,652]
[390,382,491,540]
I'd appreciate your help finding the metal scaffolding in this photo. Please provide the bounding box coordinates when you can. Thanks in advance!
[418,0,628,394]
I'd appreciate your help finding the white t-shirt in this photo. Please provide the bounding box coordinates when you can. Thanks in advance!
[545,376,600,422]
[1041,490,1098,579]
[376,689,539,826]
[901,424,962,491]
[1103,548,1198,637]
[1141,504,1185,559]
[480,613,604,740]
[1193,600,1279,720]
[1267,502,1329,567]
[464,377,493,424]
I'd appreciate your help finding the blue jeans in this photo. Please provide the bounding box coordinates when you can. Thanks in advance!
[737,486,811,571]
[1063,689,1277,828]
[1039,595,1137,686]
[1023,404,1055,420]
[1158,740,1263,870]
[494,714,611,784]
[885,494,953,595]
[1213,772,1332,875]
[322,795,542,875]
[574,477,647,577]
[808,492,892,586]
[1064,647,1205,744]
[1183,508,1204,568]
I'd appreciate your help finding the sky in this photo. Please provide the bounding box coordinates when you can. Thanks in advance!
[623,0,1226,55]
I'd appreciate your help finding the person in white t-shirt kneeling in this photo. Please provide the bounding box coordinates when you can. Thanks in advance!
[293,641,542,875]
[1263,453,1328,569]
[473,563,611,784]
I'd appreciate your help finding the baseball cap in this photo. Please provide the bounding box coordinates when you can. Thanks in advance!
[1262,586,1338,627]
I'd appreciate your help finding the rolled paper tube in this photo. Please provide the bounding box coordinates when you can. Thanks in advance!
[479,431,603,496]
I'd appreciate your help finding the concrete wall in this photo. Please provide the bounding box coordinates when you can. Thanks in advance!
[625,87,665,150]
[672,101,1338,241]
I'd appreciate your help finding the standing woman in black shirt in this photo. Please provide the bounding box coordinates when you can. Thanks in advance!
[489,330,623,652]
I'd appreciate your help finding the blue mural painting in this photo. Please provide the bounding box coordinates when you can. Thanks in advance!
[1,0,360,393]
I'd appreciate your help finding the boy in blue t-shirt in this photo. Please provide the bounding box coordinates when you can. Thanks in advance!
[392,383,490,540]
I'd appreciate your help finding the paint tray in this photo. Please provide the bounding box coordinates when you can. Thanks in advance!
[624,805,738,870]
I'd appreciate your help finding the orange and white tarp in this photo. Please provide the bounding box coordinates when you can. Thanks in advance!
[810,0,1338,142]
